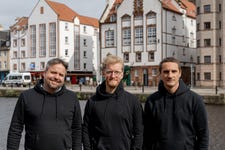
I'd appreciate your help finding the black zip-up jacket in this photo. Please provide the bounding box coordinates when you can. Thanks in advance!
[7,79,82,150]
[82,81,143,150]
[144,80,209,150]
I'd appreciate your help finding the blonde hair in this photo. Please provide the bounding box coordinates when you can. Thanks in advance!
[102,54,124,71]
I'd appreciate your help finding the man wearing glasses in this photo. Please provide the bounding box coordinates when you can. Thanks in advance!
[82,54,143,150]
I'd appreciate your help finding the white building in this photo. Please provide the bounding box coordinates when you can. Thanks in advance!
[100,0,196,86]
[10,0,99,85]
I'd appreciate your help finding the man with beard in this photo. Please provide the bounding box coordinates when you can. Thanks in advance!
[143,57,208,150]
[7,58,82,150]
[82,54,143,150]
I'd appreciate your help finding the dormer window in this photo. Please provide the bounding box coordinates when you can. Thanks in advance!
[110,15,116,22]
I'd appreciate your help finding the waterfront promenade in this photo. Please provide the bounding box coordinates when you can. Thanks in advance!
[0,85,225,149]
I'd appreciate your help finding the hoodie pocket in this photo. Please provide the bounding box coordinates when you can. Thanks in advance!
[96,136,130,150]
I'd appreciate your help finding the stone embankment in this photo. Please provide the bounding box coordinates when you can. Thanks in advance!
[0,87,224,104]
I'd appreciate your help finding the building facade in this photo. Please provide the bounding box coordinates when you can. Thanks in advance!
[100,0,196,86]
[196,0,225,88]
[10,0,100,85]
[0,29,10,80]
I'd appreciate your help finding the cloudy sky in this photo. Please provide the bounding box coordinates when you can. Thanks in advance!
[0,0,106,29]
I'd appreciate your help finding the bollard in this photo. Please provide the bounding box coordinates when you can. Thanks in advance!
[142,84,144,93]
[79,83,82,91]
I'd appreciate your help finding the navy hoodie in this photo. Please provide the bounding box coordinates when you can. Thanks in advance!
[144,79,209,150]
[82,81,143,150]
[7,79,82,150]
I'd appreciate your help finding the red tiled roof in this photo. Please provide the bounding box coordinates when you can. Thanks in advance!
[162,0,182,14]
[180,0,196,18]
[10,17,28,31]
[47,0,99,27]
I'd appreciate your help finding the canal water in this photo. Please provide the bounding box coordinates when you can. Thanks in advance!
[0,97,225,150]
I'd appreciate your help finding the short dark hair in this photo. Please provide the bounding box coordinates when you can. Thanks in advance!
[45,58,68,71]
[159,57,181,73]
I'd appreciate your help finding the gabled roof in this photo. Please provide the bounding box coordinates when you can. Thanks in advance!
[10,17,28,31]
[46,0,99,27]
[102,0,196,23]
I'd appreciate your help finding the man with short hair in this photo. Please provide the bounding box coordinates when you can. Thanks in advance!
[7,58,82,150]
[82,54,143,150]
[144,57,209,150]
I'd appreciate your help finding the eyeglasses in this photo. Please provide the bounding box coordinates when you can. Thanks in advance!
[105,70,122,76]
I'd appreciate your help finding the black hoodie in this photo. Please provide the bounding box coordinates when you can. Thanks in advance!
[82,81,143,150]
[7,79,82,150]
[144,79,209,150]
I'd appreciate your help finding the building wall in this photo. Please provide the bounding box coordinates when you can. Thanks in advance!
[100,0,196,86]
[196,0,224,87]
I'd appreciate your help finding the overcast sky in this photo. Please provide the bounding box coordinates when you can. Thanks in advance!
[0,0,106,30]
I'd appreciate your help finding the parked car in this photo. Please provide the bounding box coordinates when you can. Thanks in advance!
[2,72,32,87]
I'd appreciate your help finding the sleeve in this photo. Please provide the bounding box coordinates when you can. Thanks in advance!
[82,99,93,150]
[7,94,25,150]
[72,95,82,150]
[131,97,144,150]
[143,97,156,150]
[193,96,209,150]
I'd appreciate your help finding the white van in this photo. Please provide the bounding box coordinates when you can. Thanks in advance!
[2,72,32,87]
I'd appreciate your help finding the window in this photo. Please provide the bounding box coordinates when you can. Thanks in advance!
[83,39,87,46]
[65,49,68,56]
[197,56,200,64]
[147,25,156,44]
[30,25,36,57]
[21,63,25,71]
[204,39,211,47]
[65,36,69,44]
[83,63,86,69]
[197,40,200,48]
[197,23,200,31]
[219,55,222,63]
[134,27,143,44]
[197,73,200,80]
[219,21,222,29]
[83,51,87,58]
[219,4,222,12]
[13,39,17,47]
[40,7,44,14]
[122,28,131,45]
[39,24,46,57]
[40,62,45,70]
[136,52,142,62]
[219,72,222,81]
[204,5,211,13]
[21,51,25,58]
[197,7,200,14]
[13,51,17,58]
[148,52,154,61]
[204,56,211,63]
[13,64,17,71]
[152,68,157,76]
[21,39,25,47]
[204,72,211,80]
[172,15,176,21]
[30,62,35,70]
[123,53,129,62]
[49,23,56,57]
[83,26,86,33]
[105,30,114,47]
[219,38,222,46]
[204,22,211,29]
[65,23,68,30]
